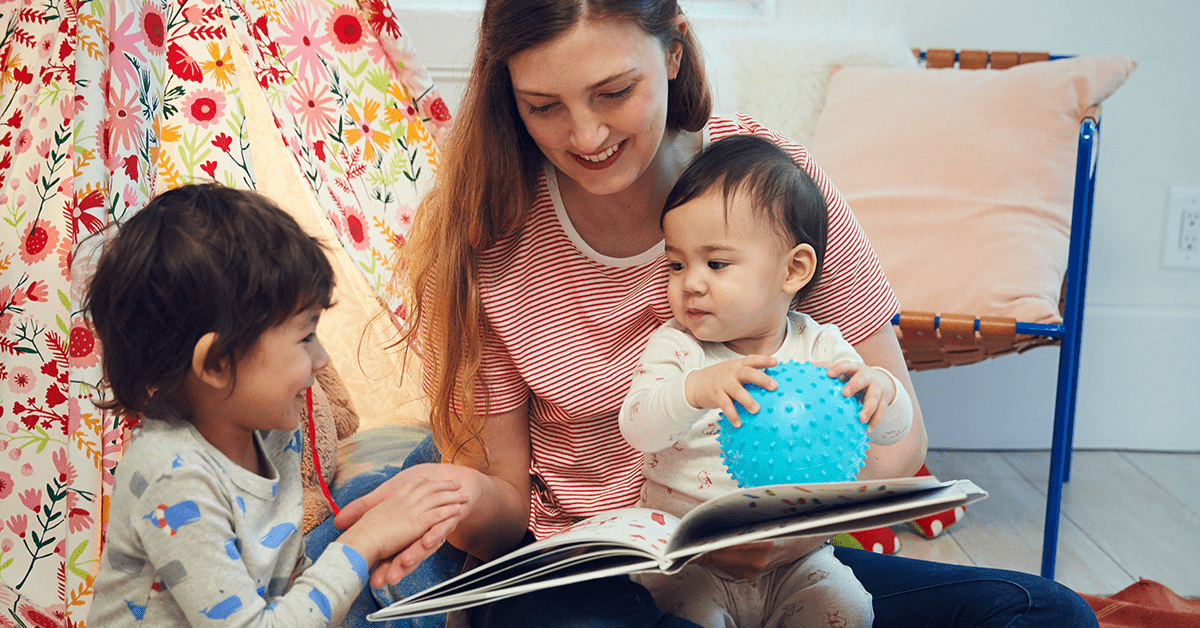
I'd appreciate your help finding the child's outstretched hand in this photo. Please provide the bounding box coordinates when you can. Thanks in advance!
[335,468,469,588]
[819,360,896,430]
[684,355,779,428]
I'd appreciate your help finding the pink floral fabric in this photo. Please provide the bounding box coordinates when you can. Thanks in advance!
[1,0,448,621]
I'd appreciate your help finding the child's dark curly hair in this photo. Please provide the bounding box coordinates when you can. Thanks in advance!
[83,183,335,417]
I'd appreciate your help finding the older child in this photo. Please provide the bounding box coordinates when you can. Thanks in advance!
[619,135,913,627]
[86,184,467,627]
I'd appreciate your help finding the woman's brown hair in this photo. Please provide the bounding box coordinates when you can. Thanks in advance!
[400,0,711,468]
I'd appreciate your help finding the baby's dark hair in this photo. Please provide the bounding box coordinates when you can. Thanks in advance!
[84,183,335,417]
[663,134,829,308]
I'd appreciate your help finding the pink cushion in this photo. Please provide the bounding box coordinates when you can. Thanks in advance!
[808,55,1135,324]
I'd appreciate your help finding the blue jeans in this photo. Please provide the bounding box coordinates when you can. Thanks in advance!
[305,437,470,628]
[319,435,1098,628]
[832,545,1098,628]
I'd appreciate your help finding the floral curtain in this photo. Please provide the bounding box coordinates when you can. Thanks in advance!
[0,0,448,621]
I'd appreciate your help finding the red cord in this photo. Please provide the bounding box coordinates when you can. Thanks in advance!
[306,387,340,515]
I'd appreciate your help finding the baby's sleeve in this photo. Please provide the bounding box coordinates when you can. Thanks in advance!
[619,325,708,453]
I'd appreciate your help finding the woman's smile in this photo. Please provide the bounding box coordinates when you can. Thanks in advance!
[573,140,625,170]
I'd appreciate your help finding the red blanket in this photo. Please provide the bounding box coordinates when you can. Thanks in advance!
[1079,579,1200,628]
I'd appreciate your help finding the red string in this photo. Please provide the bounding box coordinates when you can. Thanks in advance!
[306,387,340,515]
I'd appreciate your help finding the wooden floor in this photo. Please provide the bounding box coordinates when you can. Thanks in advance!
[896,450,1200,598]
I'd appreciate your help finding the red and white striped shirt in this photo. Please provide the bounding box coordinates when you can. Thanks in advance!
[473,115,898,538]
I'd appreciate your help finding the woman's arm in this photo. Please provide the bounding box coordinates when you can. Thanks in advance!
[443,405,532,560]
[851,322,927,480]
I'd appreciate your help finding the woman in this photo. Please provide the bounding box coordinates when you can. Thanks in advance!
[336,1,1098,626]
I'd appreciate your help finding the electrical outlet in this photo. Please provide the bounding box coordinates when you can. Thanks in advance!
[1162,186,1200,269]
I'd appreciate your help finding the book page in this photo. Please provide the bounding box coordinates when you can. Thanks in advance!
[666,477,951,555]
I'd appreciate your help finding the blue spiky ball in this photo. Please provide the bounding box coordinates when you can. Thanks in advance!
[717,360,870,487]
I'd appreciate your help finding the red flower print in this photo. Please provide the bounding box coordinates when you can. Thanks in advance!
[167,42,203,82]
[18,488,41,512]
[15,129,32,153]
[360,0,399,39]
[429,97,451,122]
[44,384,67,408]
[24,280,47,302]
[75,187,106,236]
[343,205,370,251]
[53,447,76,485]
[20,220,59,266]
[5,109,23,128]
[0,470,12,498]
[123,153,140,179]
[106,84,144,152]
[291,80,336,138]
[68,320,99,369]
[7,515,26,538]
[8,367,35,394]
[312,140,326,161]
[142,2,166,52]
[182,88,226,129]
[200,160,218,178]
[17,602,61,628]
[327,7,366,53]
[12,66,32,85]
[68,504,92,534]
[212,133,232,152]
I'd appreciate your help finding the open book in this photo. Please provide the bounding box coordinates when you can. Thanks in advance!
[370,476,985,621]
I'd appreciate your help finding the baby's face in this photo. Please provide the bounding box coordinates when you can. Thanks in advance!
[663,189,798,356]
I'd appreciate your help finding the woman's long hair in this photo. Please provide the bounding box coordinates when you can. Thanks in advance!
[401,0,711,468]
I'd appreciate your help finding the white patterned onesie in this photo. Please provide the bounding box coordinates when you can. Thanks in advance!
[620,312,913,628]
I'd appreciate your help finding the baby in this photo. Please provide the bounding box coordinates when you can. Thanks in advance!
[620,135,912,627]
[87,184,466,626]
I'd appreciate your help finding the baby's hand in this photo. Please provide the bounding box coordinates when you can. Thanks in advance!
[684,355,779,428]
[819,361,896,430]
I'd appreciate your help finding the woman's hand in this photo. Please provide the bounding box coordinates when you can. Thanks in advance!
[684,355,779,427]
[333,461,482,590]
[820,360,896,430]
[695,536,827,580]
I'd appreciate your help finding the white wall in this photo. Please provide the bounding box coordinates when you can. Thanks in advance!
[394,0,1200,451]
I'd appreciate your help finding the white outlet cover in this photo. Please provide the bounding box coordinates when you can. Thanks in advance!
[1162,186,1200,269]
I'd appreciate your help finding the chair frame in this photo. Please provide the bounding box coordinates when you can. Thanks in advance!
[893,49,1101,580]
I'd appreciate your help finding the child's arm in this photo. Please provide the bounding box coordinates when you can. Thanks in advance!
[335,471,468,588]
[619,325,778,452]
[813,326,913,445]
[124,455,463,627]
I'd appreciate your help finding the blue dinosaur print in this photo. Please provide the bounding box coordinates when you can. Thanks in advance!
[171,454,184,468]
[224,538,240,560]
[200,595,242,619]
[124,599,146,620]
[285,431,302,454]
[309,588,332,620]
[236,496,246,513]
[260,522,296,549]
[143,501,200,535]
[343,546,369,585]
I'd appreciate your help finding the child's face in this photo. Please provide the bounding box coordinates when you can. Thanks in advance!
[664,188,800,356]
[223,306,329,433]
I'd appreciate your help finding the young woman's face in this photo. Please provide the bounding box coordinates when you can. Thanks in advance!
[507,18,683,197]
